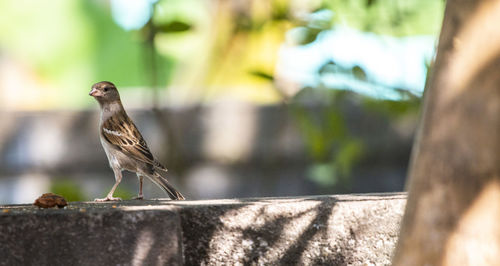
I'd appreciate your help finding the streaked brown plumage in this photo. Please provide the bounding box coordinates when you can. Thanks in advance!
[89,81,184,201]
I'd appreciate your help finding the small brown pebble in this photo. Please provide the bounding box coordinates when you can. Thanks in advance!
[79,208,86,212]
[2,209,9,213]
[33,193,68,209]
[112,205,117,208]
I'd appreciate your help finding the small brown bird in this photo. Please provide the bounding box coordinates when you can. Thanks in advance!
[89,81,185,201]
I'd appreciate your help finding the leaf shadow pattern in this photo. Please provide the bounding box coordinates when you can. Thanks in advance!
[240,207,311,265]
[277,200,335,265]
[180,203,250,266]
[177,196,401,265]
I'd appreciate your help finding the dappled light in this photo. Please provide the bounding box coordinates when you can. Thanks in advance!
[179,194,405,265]
[0,194,405,264]
[442,0,500,102]
[392,0,500,264]
[1,0,499,264]
[132,229,155,266]
[443,179,500,265]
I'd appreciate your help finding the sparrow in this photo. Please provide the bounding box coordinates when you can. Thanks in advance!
[89,81,185,201]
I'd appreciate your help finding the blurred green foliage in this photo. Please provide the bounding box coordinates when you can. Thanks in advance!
[291,89,366,188]
[290,48,423,187]
[0,0,442,192]
[278,0,437,187]
[50,179,85,202]
[50,178,135,201]
[0,1,147,108]
[363,96,420,119]
[321,0,444,36]
[0,0,443,107]
[112,187,136,200]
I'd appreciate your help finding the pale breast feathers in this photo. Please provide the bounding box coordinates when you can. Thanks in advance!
[100,114,156,165]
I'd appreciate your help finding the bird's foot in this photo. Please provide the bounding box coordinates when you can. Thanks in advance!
[94,196,121,202]
[132,195,144,200]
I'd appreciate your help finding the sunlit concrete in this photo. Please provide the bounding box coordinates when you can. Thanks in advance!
[0,193,405,265]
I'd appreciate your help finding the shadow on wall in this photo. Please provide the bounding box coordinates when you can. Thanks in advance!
[178,195,404,265]
[0,194,406,265]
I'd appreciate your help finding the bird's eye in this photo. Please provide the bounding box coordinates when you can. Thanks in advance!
[104,87,109,92]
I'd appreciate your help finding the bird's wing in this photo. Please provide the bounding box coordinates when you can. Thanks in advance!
[101,112,166,169]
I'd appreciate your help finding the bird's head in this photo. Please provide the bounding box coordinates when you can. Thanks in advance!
[89,81,120,103]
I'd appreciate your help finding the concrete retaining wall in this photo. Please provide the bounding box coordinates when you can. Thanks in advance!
[0,193,405,265]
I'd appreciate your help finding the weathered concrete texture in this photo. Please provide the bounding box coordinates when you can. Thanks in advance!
[0,193,406,266]
[0,201,182,266]
[179,193,406,265]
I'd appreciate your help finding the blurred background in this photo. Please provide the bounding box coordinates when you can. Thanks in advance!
[0,0,444,204]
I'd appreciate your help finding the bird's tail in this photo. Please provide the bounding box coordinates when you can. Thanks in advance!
[149,172,185,200]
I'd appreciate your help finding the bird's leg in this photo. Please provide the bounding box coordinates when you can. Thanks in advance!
[95,168,123,202]
[133,174,144,200]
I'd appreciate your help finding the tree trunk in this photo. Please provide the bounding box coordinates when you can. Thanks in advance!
[392,0,500,265]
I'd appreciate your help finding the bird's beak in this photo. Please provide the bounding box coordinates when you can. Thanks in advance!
[89,88,100,97]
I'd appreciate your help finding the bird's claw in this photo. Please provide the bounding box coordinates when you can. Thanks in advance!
[132,195,144,200]
[94,196,121,202]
